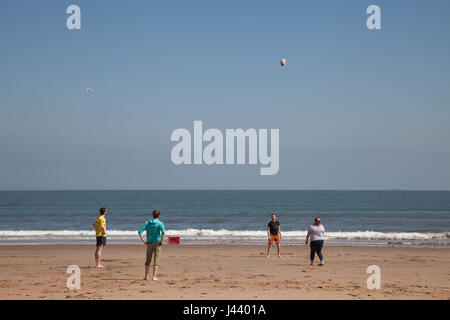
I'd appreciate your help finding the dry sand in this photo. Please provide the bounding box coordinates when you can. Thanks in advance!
[0,244,449,300]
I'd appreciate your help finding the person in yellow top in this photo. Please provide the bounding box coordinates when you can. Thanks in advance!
[93,207,107,268]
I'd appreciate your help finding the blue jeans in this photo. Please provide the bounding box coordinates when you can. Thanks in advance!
[310,240,324,261]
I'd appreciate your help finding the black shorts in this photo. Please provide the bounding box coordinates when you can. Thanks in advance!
[96,237,107,246]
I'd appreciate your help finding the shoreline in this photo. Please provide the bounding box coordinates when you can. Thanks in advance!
[1,229,447,247]
[0,240,449,248]
[0,244,449,299]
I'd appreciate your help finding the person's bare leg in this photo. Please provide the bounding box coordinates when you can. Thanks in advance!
[144,265,150,280]
[276,243,281,257]
[267,244,272,257]
[94,247,98,266]
[95,245,104,268]
[98,245,104,267]
[152,266,159,280]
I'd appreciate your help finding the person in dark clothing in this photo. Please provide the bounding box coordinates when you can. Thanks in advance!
[305,217,325,266]
[267,213,282,258]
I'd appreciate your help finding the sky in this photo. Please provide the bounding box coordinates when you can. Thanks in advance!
[0,0,450,190]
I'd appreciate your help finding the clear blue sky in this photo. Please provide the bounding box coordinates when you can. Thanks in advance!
[1,0,450,190]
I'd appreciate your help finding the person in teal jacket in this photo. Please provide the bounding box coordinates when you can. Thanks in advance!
[138,210,165,280]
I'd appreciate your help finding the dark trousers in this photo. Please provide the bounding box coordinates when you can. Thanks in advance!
[310,240,324,261]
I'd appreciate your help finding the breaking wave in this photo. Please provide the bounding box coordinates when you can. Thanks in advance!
[0,229,448,244]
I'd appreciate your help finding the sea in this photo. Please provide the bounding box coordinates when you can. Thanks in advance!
[0,190,449,247]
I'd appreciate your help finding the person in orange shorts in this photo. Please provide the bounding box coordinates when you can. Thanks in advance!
[267,213,282,258]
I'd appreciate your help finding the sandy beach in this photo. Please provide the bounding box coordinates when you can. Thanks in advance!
[0,244,449,300]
